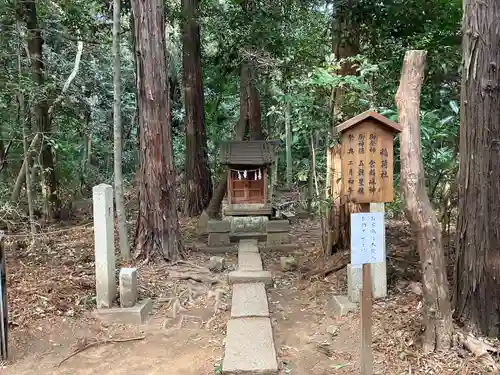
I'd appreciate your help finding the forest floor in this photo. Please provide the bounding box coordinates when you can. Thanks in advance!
[0,206,498,374]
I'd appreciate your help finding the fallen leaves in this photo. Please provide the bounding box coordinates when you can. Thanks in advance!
[457,332,499,372]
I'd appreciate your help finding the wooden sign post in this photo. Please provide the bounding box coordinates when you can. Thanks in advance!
[336,111,402,375]
[336,111,401,204]
[0,233,7,360]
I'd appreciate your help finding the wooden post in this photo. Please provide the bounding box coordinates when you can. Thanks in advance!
[358,203,372,375]
[0,233,7,360]
[263,167,268,205]
[226,167,232,205]
[360,263,372,375]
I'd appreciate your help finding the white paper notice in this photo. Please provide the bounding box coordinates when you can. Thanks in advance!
[350,212,385,267]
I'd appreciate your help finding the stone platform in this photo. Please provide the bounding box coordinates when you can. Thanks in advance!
[97,298,153,325]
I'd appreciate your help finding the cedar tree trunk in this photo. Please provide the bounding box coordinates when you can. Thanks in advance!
[453,0,500,338]
[247,61,262,140]
[22,0,59,219]
[132,0,182,261]
[325,0,361,253]
[396,50,453,352]
[182,0,212,217]
[113,0,130,260]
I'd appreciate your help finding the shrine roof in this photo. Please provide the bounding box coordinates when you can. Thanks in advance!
[335,110,402,134]
[220,140,280,166]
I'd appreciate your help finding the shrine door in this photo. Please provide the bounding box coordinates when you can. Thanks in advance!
[230,173,265,204]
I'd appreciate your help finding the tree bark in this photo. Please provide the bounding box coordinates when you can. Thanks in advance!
[453,0,500,338]
[247,62,262,140]
[182,0,213,217]
[131,0,182,261]
[17,39,36,239]
[396,50,453,352]
[113,0,130,260]
[325,0,361,253]
[285,100,292,190]
[22,0,59,219]
[11,132,41,202]
[239,62,250,139]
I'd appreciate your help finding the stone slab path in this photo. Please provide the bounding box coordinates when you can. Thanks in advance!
[231,283,269,318]
[222,239,278,374]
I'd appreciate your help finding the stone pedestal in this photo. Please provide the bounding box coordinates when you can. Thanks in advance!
[207,220,231,246]
[97,267,152,324]
[266,220,290,246]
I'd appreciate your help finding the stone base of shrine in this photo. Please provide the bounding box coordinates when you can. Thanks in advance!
[224,204,273,217]
[194,241,238,254]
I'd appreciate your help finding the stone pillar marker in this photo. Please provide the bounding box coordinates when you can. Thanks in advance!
[93,184,116,309]
[119,268,138,308]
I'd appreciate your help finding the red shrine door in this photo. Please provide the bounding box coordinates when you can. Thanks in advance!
[230,169,265,204]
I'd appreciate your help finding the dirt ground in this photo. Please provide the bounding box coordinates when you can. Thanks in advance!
[1,217,498,375]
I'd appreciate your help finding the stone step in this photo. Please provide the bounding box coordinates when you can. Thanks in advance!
[231,283,269,318]
[228,270,273,286]
[222,318,278,375]
[238,252,263,271]
[238,239,259,253]
[266,219,290,233]
[261,243,298,252]
[194,242,238,254]
[230,232,267,243]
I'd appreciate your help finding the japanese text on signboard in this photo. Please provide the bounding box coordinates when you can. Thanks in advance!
[350,212,384,267]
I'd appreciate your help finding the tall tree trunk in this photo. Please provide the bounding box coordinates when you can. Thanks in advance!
[80,107,92,195]
[285,100,292,190]
[17,39,36,240]
[247,62,262,140]
[182,0,213,217]
[453,0,500,338]
[22,0,59,219]
[239,62,250,139]
[113,0,130,260]
[131,0,182,261]
[396,50,452,352]
[0,128,5,175]
[325,0,361,253]
[11,133,41,202]
[129,9,140,171]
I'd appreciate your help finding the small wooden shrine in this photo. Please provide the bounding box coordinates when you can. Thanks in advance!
[220,140,279,212]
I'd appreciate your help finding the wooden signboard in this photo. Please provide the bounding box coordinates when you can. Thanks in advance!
[336,111,402,204]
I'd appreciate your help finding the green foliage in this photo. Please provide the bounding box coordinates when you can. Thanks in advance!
[382,99,459,208]
[0,0,462,220]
